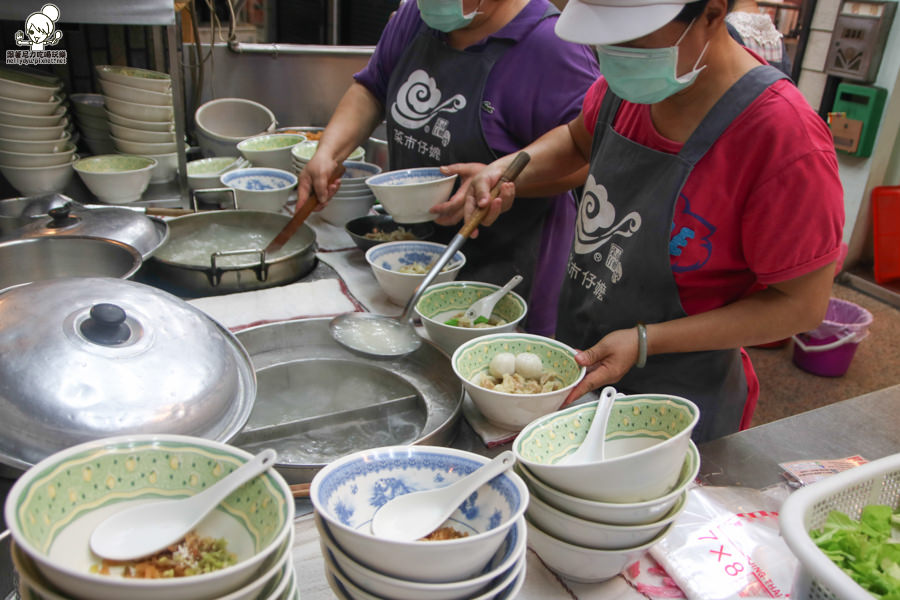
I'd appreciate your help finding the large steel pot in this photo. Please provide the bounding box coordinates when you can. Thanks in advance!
[9,201,168,259]
[0,277,257,473]
[0,236,142,292]
[149,210,316,296]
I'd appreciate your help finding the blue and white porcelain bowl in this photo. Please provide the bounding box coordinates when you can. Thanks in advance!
[309,445,528,583]
[364,240,465,306]
[365,167,457,224]
[221,167,297,213]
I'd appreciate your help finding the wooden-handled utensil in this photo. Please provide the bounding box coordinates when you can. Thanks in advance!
[264,166,345,255]
[290,483,310,498]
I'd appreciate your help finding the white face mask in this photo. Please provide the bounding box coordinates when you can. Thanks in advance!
[595,18,709,104]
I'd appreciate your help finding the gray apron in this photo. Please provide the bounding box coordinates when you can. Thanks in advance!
[557,66,786,443]
[385,8,558,303]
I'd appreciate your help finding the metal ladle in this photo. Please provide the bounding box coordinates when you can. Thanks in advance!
[329,152,531,357]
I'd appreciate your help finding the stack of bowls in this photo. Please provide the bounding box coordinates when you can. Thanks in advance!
[70,93,114,154]
[451,333,586,431]
[5,434,298,600]
[290,139,366,174]
[511,394,701,583]
[97,65,180,183]
[318,160,382,226]
[311,445,529,600]
[0,68,75,195]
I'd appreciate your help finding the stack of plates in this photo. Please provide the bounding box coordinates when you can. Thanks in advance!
[0,67,76,196]
[70,93,114,154]
[96,65,181,184]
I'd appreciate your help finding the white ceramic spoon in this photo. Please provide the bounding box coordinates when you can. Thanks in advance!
[459,274,523,325]
[557,387,618,465]
[89,448,277,561]
[370,450,516,542]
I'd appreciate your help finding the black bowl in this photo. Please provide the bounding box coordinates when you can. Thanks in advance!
[345,214,435,252]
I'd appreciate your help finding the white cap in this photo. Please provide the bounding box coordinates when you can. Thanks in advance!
[555,0,693,46]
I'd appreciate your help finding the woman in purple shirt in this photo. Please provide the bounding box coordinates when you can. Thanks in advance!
[298,0,599,335]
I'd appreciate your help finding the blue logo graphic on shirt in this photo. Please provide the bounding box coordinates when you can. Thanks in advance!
[670,195,715,272]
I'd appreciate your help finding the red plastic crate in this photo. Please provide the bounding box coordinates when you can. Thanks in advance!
[872,185,900,283]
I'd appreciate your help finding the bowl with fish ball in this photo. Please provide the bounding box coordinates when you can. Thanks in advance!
[415,281,527,354]
[451,333,585,431]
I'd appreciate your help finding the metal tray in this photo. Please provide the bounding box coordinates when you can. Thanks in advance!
[232,318,463,483]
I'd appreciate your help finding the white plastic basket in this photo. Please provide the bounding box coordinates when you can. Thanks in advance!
[780,452,900,600]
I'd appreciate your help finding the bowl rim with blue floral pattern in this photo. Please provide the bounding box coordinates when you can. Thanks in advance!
[365,240,466,277]
[309,445,528,546]
[365,167,457,188]
[220,167,297,191]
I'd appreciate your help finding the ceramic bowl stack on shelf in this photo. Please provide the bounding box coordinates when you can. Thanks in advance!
[510,394,701,583]
[317,160,382,226]
[311,445,529,600]
[70,93,115,155]
[96,65,180,184]
[4,434,298,600]
[0,68,77,195]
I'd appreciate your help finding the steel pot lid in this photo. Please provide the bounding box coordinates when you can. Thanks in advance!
[15,202,168,259]
[0,277,256,471]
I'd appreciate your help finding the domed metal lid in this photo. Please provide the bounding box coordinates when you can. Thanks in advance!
[15,202,168,259]
[0,277,256,471]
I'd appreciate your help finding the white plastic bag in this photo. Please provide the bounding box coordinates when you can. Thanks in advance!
[650,486,797,600]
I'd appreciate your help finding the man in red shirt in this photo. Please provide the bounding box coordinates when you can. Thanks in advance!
[452,0,844,441]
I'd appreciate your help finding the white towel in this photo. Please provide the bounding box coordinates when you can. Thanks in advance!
[188,278,357,332]
[316,249,401,317]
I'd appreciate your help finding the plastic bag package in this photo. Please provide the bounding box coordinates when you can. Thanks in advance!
[650,486,797,600]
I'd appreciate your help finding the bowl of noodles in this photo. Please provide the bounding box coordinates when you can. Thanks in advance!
[415,281,527,354]
[4,434,294,600]
[365,240,465,306]
[451,333,585,432]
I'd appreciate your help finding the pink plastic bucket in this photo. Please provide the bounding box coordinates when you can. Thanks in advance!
[792,298,873,377]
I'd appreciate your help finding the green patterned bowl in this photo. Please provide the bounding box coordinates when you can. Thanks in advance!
[73,154,157,204]
[5,434,294,600]
[415,281,528,354]
[451,333,585,431]
[237,134,305,171]
[513,394,699,502]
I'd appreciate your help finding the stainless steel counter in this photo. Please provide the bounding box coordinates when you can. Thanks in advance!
[2,357,897,596]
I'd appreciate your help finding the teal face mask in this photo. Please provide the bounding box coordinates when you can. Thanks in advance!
[417,0,482,33]
[596,20,709,104]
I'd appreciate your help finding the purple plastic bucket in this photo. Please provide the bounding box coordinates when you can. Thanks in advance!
[791,298,873,377]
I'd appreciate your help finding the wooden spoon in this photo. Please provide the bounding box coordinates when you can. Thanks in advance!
[265,166,345,255]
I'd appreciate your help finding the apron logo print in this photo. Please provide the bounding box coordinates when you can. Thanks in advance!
[390,69,466,147]
[671,195,715,273]
[573,175,641,255]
